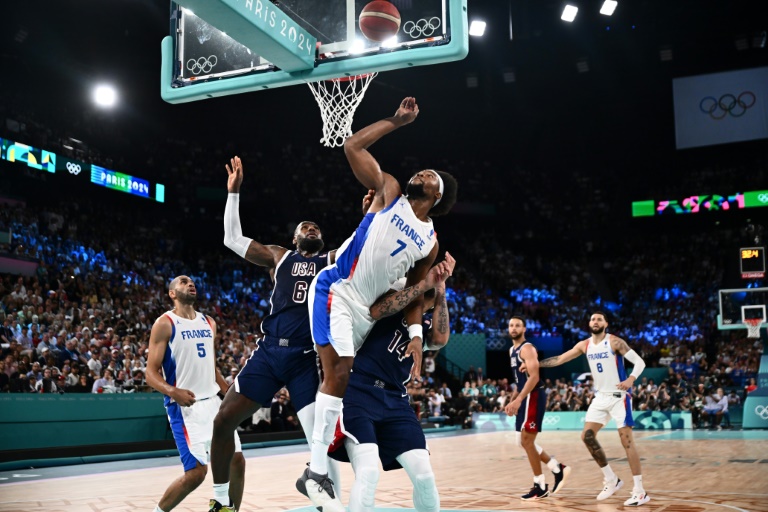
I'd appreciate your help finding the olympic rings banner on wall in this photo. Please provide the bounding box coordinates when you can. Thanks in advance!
[673,67,768,149]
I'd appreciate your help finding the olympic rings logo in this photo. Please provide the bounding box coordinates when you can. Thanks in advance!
[756,405,768,420]
[543,416,560,425]
[403,17,442,38]
[758,194,768,204]
[66,162,81,175]
[699,92,755,120]
[186,55,218,75]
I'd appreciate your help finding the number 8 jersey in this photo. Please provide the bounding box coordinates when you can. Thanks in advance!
[330,195,436,306]
[161,311,219,405]
[586,335,629,394]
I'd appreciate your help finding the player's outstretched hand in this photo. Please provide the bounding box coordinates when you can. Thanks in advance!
[394,97,419,126]
[225,156,244,193]
[424,251,456,289]
[361,189,375,215]
[172,388,196,407]
[406,336,423,381]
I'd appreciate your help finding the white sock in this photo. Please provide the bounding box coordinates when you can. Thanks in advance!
[633,475,644,492]
[600,464,616,482]
[213,482,230,505]
[154,506,165,512]
[534,474,546,487]
[309,392,343,475]
[547,457,561,473]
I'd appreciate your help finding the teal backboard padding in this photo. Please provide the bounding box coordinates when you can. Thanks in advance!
[161,0,468,103]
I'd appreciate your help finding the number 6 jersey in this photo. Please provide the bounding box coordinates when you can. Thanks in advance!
[260,250,332,346]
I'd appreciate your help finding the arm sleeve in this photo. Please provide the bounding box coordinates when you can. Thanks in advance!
[624,349,646,380]
[223,193,253,258]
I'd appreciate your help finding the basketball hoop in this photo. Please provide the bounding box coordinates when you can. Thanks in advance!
[745,318,763,339]
[307,72,378,148]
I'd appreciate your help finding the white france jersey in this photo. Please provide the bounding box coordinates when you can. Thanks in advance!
[161,310,219,406]
[331,195,436,306]
[585,335,629,394]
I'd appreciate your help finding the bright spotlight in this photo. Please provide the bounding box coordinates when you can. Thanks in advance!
[381,35,399,48]
[93,85,117,108]
[469,20,487,37]
[600,1,617,16]
[561,5,578,22]
[349,39,367,54]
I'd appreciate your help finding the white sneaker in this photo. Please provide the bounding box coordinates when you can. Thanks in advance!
[596,477,623,501]
[296,467,345,512]
[624,491,651,506]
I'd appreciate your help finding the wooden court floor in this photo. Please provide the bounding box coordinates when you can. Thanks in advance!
[0,430,766,512]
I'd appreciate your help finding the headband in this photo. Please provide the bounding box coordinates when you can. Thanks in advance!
[432,170,444,206]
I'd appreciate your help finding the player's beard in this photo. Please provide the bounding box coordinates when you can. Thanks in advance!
[298,237,324,254]
[406,181,427,199]
[590,326,605,335]
[175,290,196,305]
[510,332,523,342]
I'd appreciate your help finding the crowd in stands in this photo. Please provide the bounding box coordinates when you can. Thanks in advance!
[1,101,766,431]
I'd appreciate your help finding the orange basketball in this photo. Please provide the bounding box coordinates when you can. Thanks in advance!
[359,1,401,42]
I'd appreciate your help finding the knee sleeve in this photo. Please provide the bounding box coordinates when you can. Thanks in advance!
[397,449,439,512]
[348,443,380,512]
[535,442,543,455]
[312,394,343,445]
[297,403,315,444]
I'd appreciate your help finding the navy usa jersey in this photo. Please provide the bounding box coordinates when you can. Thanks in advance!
[510,341,543,390]
[351,313,421,395]
[260,251,330,345]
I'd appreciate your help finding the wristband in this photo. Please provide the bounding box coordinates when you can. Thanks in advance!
[408,324,423,340]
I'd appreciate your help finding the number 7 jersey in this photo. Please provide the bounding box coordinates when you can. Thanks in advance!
[330,195,436,306]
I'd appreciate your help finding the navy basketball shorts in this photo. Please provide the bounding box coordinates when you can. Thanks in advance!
[329,377,426,471]
[515,388,547,433]
[234,336,319,413]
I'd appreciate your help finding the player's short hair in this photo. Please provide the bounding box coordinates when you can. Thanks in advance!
[293,221,320,236]
[509,315,526,324]
[429,171,458,217]
[590,311,609,323]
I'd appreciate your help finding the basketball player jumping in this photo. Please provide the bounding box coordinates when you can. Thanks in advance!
[536,311,650,506]
[297,97,458,512]
[504,316,570,500]
[328,255,455,512]
[209,156,343,511]
[146,276,246,512]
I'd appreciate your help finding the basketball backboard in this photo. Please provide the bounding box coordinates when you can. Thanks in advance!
[161,0,469,103]
[718,287,768,330]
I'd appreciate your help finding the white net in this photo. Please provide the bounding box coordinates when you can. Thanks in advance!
[745,319,763,339]
[307,73,378,148]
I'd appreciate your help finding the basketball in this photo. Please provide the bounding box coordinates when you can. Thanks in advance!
[359,1,401,42]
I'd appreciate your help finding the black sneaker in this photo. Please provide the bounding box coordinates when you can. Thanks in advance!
[521,483,550,501]
[552,463,571,494]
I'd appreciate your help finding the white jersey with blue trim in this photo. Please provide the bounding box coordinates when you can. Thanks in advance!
[161,310,219,405]
[331,195,436,306]
[586,334,629,394]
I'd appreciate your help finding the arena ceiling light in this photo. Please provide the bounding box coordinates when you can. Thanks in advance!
[600,1,618,16]
[469,20,487,37]
[93,84,117,108]
[561,5,578,22]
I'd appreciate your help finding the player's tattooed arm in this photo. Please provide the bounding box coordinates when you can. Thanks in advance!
[370,283,428,320]
[610,336,633,356]
[435,287,449,335]
[539,340,587,367]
